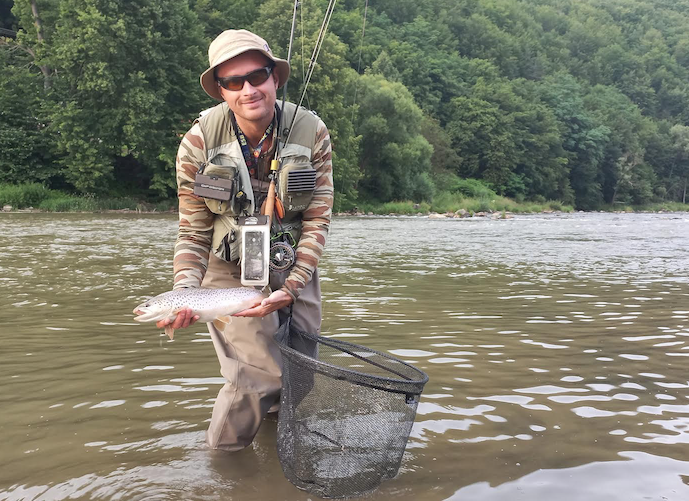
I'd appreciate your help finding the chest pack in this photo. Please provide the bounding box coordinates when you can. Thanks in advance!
[195,101,320,263]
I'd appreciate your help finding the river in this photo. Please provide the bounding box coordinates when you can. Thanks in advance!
[0,212,688,500]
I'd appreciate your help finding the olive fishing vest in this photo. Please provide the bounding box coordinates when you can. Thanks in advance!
[196,101,320,263]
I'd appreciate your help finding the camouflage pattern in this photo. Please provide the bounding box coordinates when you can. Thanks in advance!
[174,121,213,290]
[173,109,333,301]
[280,124,332,300]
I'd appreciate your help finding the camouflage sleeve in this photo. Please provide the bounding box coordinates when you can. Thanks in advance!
[173,123,213,290]
[281,119,333,300]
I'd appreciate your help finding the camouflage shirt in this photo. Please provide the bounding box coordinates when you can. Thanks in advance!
[172,115,333,300]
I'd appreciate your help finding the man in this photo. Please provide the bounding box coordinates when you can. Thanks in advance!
[157,29,333,451]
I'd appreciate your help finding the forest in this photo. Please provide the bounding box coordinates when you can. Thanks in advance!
[2,0,689,212]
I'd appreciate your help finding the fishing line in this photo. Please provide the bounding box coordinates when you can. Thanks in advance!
[338,0,369,205]
[350,0,368,121]
[278,0,301,157]
[284,0,338,146]
[300,0,311,110]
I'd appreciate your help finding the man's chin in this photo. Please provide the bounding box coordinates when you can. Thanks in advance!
[238,107,273,122]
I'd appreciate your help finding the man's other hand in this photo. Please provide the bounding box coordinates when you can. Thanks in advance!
[234,289,293,317]
[156,308,200,330]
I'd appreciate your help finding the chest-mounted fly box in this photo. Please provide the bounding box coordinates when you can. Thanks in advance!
[279,168,316,212]
[193,162,236,201]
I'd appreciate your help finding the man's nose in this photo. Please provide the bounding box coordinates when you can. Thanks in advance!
[241,79,258,92]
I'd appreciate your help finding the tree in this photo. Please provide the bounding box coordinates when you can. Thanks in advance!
[538,73,610,209]
[46,0,207,194]
[0,38,60,185]
[190,0,260,41]
[584,85,656,205]
[669,124,689,203]
[446,77,570,202]
[354,74,432,202]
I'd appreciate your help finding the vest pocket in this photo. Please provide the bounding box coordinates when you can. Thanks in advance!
[212,216,240,263]
[278,160,316,214]
[202,159,241,215]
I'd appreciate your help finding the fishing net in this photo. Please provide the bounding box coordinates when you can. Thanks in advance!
[274,319,429,498]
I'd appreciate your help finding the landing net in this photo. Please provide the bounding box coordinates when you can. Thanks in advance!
[275,320,429,498]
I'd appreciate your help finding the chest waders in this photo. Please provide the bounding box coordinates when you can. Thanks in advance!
[196,101,320,265]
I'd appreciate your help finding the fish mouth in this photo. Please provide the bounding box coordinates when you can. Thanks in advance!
[132,306,165,323]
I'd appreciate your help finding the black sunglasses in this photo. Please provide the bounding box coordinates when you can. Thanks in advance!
[216,65,274,91]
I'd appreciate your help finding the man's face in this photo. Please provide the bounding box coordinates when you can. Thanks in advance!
[216,51,279,127]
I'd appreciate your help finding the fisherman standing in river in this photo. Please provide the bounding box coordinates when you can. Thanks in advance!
[157,29,333,451]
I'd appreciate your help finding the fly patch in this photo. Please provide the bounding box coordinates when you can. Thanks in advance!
[287,169,316,192]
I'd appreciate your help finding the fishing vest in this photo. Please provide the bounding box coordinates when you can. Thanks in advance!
[196,101,320,263]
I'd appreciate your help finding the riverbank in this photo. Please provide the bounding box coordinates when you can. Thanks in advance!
[1,182,687,215]
[0,183,177,213]
[337,200,689,217]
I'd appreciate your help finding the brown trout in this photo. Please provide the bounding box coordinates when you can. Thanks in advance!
[133,287,264,339]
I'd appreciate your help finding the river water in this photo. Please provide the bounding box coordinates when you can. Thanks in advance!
[0,212,688,501]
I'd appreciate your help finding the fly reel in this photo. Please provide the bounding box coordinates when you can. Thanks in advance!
[270,241,296,271]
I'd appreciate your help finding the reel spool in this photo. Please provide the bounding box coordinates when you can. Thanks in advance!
[270,241,296,271]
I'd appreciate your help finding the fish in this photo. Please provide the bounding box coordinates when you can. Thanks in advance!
[133,287,264,339]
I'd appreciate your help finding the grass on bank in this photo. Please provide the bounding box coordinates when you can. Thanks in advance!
[2,182,686,214]
[351,177,579,215]
[0,183,176,212]
[355,192,575,216]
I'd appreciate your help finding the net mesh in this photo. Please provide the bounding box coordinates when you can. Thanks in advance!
[275,320,429,498]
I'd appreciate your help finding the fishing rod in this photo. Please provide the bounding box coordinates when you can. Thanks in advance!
[283,0,338,145]
[264,0,301,229]
[263,0,337,222]
[255,0,337,283]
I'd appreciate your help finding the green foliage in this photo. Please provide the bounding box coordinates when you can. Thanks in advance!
[3,0,689,211]
[11,0,209,195]
[430,191,464,214]
[38,196,99,212]
[537,73,610,209]
[0,183,55,208]
[355,74,432,202]
[380,200,430,215]
[451,77,571,202]
[0,42,61,185]
[191,0,259,40]
[449,178,498,199]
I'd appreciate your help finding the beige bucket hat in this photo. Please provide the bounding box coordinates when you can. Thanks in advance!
[200,29,290,101]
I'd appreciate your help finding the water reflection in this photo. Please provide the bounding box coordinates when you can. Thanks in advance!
[1,213,689,500]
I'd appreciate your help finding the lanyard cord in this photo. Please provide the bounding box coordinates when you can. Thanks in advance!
[229,108,280,215]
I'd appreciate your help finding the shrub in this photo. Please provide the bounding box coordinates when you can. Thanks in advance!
[154,199,177,212]
[96,197,139,210]
[379,201,416,215]
[430,191,463,213]
[450,178,498,199]
[0,183,55,208]
[38,196,98,212]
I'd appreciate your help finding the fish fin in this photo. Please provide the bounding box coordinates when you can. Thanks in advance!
[212,318,227,332]
[217,315,232,324]
[164,325,175,340]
